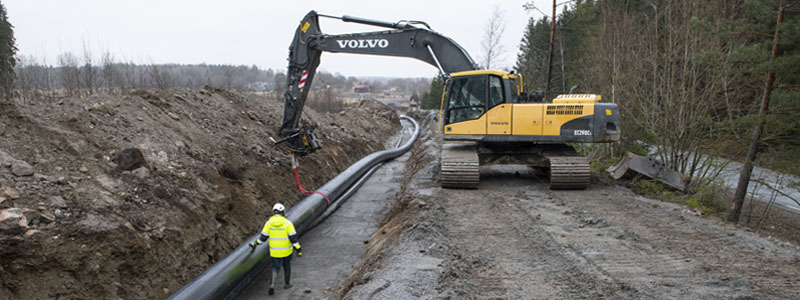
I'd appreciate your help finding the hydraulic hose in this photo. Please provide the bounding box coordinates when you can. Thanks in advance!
[168,116,420,300]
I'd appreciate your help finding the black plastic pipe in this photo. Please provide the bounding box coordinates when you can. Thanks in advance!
[168,116,419,300]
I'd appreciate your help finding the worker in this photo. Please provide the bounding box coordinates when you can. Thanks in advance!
[250,203,302,295]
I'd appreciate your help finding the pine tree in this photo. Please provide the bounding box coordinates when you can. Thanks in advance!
[514,17,551,92]
[421,75,444,109]
[0,0,16,99]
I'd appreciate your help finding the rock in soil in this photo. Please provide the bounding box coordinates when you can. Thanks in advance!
[3,186,19,199]
[0,208,29,234]
[11,161,34,177]
[132,167,150,179]
[113,148,147,171]
[49,196,68,208]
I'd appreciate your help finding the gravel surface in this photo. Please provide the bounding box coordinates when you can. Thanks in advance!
[341,112,800,299]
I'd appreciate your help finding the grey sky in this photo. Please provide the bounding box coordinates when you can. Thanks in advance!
[6,0,555,78]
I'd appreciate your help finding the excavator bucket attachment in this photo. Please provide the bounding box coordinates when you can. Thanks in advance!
[607,152,685,191]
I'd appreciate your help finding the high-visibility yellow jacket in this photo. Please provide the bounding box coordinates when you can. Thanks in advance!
[259,214,300,258]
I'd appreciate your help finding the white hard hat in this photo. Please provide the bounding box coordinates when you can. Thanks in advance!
[272,203,286,214]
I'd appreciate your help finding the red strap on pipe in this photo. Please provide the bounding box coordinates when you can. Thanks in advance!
[293,167,330,206]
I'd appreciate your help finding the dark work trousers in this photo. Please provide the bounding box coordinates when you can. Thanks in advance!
[271,255,292,284]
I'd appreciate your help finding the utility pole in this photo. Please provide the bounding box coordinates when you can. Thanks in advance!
[544,0,556,100]
[727,4,786,223]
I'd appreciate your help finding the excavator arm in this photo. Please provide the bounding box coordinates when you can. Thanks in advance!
[278,10,478,155]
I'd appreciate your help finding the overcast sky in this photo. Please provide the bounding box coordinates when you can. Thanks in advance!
[5,0,557,78]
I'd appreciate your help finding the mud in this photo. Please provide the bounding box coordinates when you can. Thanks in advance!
[0,88,399,299]
[341,112,800,299]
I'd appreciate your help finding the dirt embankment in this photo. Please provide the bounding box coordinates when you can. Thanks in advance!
[0,88,399,299]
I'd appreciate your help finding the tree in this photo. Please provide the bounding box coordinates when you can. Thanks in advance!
[480,5,506,70]
[515,16,551,92]
[0,0,17,99]
[274,72,286,96]
[421,74,444,109]
[81,41,97,94]
[728,2,795,223]
[101,50,118,92]
[58,52,80,96]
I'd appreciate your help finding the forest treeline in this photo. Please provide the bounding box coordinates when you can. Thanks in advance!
[10,50,430,114]
[13,53,427,96]
[515,0,799,183]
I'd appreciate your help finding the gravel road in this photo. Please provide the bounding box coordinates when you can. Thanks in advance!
[342,117,800,299]
[234,114,800,299]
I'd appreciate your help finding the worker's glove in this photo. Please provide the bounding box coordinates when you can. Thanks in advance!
[295,246,302,257]
[249,240,262,249]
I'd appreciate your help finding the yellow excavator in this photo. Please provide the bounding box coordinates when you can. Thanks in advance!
[277,11,621,189]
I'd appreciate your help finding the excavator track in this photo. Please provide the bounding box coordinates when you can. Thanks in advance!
[547,156,591,189]
[440,143,480,189]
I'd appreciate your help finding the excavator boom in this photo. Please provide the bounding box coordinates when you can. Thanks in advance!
[279,11,477,154]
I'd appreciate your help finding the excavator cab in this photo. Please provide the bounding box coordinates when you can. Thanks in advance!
[439,70,520,136]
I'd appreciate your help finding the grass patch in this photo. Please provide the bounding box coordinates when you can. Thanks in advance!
[590,156,619,181]
[632,179,730,216]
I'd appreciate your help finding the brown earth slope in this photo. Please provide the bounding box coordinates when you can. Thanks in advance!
[0,88,399,299]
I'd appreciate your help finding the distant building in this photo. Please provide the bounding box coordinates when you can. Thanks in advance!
[352,81,371,93]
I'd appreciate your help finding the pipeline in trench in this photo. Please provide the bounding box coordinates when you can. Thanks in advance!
[168,116,420,300]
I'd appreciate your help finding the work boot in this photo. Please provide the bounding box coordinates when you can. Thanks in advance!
[284,268,292,289]
[269,269,278,295]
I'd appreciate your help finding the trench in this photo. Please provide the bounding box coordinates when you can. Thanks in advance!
[168,116,419,300]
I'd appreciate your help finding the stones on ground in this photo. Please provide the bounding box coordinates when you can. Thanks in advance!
[40,212,56,223]
[0,208,30,234]
[79,166,89,173]
[410,198,427,208]
[3,186,19,199]
[54,209,64,218]
[167,112,180,120]
[360,120,373,132]
[49,196,68,208]
[112,148,147,171]
[132,167,150,179]
[22,209,39,224]
[11,161,34,177]
[155,151,169,165]
[175,141,186,148]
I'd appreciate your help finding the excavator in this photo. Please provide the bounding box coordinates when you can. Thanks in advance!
[276,11,620,189]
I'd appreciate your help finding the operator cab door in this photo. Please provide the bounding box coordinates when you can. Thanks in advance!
[443,76,487,135]
[486,76,511,135]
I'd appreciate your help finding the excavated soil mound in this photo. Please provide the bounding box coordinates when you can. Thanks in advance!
[0,87,399,299]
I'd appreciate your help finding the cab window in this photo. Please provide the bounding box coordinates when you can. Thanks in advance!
[447,76,486,124]
[489,76,504,108]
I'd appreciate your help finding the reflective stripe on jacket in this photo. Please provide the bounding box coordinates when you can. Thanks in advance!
[261,214,298,258]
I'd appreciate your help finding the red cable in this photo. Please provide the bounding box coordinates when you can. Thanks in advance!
[293,167,330,206]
